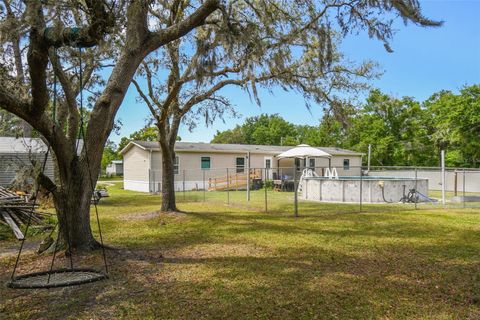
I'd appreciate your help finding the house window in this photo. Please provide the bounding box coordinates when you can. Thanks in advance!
[343,159,350,170]
[173,156,179,174]
[308,158,315,169]
[236,157,245,173]
[201,156,211,169]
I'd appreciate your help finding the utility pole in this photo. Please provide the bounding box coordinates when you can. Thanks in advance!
[367,144,371,172]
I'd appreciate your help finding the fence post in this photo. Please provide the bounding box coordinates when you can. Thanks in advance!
[247,168,251,202]
[463,169,466,209]
[454,171,458,196]
[414,167,418,210]
[264,167,268,213]
[441,150,446,207]
[203,170,206,202]
[183,169,186,201]
[359,166,363,212]
[227,168,230,205]
[294,163,298,217]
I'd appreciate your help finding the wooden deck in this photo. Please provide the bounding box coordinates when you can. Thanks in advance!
[208,169,262,191]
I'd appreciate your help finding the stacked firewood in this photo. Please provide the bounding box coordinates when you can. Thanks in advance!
[0,186,49,240]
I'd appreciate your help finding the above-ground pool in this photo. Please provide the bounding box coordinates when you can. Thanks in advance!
[300,176,429,203]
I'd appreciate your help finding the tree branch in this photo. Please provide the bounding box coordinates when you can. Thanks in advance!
[26,0,49,117]
[146,0,220,52]
[43,0,114,48]
[132,78,160,124]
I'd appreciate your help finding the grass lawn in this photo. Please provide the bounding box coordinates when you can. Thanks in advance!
[1,182,480,319]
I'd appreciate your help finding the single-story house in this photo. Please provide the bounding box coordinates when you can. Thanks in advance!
[120,141,363,193]
[106,160,123,176]
[0,137,54,187]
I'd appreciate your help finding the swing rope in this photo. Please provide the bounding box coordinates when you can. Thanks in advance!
[78,47,108,274]
[47,47,75,283]
[8,45,108,289]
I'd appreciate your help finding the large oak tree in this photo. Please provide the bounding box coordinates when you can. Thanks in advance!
[0,0,221,250]
[0,0,441,248]
[132,0,441,212]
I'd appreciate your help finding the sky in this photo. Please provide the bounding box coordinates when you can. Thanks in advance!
[110,0,480,145]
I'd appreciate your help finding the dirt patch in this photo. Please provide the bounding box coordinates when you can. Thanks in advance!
[0,240,40,259]
[120,210,187,221]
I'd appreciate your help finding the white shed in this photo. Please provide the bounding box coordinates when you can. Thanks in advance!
[106,160,123,176]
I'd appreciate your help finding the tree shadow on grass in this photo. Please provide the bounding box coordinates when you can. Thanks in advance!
[5,239,477,320]
[2,203,480,319]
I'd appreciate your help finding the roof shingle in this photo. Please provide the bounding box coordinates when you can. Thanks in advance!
[129,141,363,156]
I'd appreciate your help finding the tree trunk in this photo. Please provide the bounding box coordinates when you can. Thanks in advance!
[52,159,100,251]
[159,141,178,212]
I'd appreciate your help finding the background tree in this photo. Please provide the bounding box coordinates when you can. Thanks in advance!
[424,85,480,167]
[212,85,480,168]
[101,140,120,174]
[133,0,440,212]
[117,126,160,154]
[0,0,221,250]
[0,0,32,136]
[346,89,436,166]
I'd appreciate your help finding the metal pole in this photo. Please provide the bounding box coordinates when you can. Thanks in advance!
[264,167,268,213]
[367,144,371,172]
[463,169,466,209]
[294,161,298,217]
[183,169,186,201]
[414,167,418,210]
[441,150,446,206]
[203,169,206,202]
[454,171,458,196]
[246,152,250,202]
[359,166,363,212]
[227,168,230,205]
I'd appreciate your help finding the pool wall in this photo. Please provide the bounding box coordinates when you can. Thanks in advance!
[300,177,429,203]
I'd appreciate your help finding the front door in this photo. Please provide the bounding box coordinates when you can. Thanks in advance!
[264,157,273,179]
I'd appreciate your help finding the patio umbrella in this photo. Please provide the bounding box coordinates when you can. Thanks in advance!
[277,144,331,159]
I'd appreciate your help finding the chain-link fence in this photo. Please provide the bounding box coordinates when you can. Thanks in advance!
[145,165,480,215]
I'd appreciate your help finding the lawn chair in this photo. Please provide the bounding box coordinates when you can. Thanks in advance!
[91,189,109,205]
